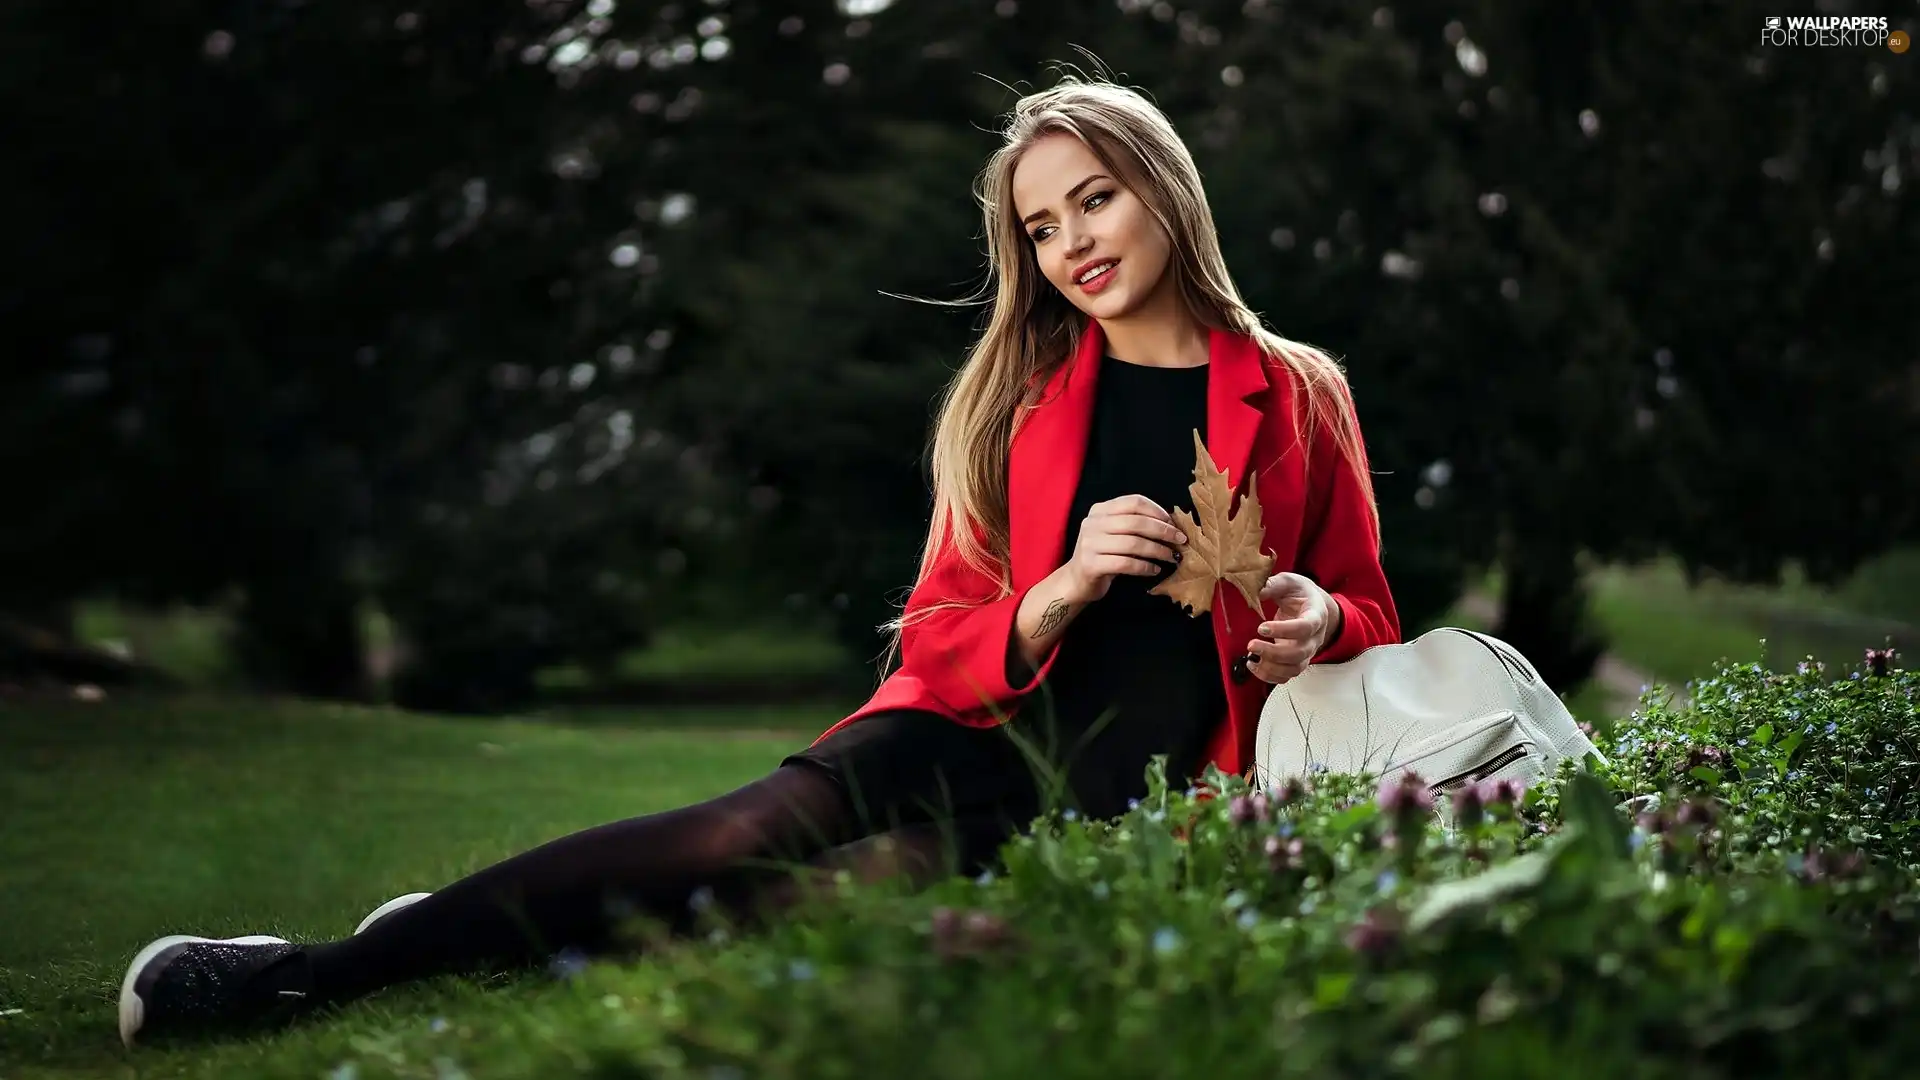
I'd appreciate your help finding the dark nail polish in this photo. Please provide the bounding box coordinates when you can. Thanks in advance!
[1230,652,1258,684]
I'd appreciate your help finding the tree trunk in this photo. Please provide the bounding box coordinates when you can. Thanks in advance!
[1495,545,1606,694]
[232,579,369,701]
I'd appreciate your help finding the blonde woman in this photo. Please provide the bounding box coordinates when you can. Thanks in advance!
[117,76,1400,1046]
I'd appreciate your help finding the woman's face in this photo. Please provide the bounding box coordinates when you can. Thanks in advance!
[1010,132,1174,323]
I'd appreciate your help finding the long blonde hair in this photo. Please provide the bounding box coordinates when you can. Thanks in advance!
[877,75,1379,672]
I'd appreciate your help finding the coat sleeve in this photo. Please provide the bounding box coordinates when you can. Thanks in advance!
[1298,384,1403,664]
[896,517,1063,719]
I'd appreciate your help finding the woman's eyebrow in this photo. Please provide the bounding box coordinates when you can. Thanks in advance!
[1020,174,1112,226]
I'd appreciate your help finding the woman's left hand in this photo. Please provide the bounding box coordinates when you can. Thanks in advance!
[1243,572,1343,685]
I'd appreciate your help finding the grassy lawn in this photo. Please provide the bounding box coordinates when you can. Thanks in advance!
[71,603,241,691]
[535,624,859,693]
[5,670,1914,1078]
[0,695,829,1079]
[8,553,1917,1077]
[1588,556,1915,688]
[71,548,1916,717]
[20,553,1911,1075]
[1434,550,1916,724]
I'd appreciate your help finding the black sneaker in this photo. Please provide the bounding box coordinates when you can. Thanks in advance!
[117,934,314,1047]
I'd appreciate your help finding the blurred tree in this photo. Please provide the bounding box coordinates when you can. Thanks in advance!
[1406,0,1920,683]
[1,0,707,705]
[1128,0,1917,687]
[1555,1,1920,584]
[4,0,1912,707]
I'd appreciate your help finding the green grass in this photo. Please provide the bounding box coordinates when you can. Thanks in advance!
[6,567,1916,1078]
[1783,546,1920,625]
[1431,550,1916,724]
[70,547,1917,708]
[533,623,858,693]
[66,598,860,700]
[5,671,1915,1079]
[13,553,1913,1075]
[0,695,833,1079]
[71,602,239,690]
[1588,556,1914,688]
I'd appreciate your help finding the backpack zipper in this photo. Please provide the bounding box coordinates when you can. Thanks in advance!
[1429,743,1533,793]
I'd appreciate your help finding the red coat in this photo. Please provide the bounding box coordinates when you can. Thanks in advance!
[810,321,1402,782]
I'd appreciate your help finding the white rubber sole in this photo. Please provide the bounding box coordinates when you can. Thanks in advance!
[117,934,289,1049]
[353,892,433,936]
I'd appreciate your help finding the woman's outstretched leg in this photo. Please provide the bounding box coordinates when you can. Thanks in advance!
[749,811,1021,918]
[304,761,854,1000]
[118,762,857,1046]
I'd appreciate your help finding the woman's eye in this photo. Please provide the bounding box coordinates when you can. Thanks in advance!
[1029,225,1054,243]
[1084,190,1113,211]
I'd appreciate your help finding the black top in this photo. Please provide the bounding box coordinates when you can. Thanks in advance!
[1012,354,1226,814]
[787,354,1229,833]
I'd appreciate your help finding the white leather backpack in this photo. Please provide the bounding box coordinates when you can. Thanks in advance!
[1252,627,1604,797]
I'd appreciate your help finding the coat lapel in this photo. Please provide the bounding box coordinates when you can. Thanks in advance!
[1007,323,1105,590]
[1205,327,1270,503]
[1006,322,1271,594]
[1205,327,1274,688]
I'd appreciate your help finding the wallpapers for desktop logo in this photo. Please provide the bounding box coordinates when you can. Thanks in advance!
[1760,14,1907,51]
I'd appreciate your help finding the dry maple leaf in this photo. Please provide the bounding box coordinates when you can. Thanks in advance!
[1149,429,1275,617]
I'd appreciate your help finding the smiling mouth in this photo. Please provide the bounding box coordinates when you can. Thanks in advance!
[1076,261,1119,286]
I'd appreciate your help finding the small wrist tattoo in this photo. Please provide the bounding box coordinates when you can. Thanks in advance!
[1034,597,1071,637]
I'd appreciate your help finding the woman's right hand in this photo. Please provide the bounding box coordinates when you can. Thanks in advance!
[1063,494,1188,603]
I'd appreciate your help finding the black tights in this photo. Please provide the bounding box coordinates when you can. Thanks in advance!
[302,763,1013,1006]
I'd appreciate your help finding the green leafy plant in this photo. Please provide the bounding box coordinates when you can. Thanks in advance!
[288,650,1920,1080]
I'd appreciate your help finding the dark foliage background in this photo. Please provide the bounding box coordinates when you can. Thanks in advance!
[4,0,1914,708]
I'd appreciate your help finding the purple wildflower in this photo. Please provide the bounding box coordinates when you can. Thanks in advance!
[1264,833,1305,873]
[1673,798,1718,828]
[1228,795,1257,826]
[1682,745,1726,776]
[1377,772,1436,817]
[1451,782,1486,829]
[930,905,960,940]
[1476,776,1526,808]
[930,906,1016,960]
[963,909,1008,946]
[1344,906,1403,957]
[1800,846,1867,884]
